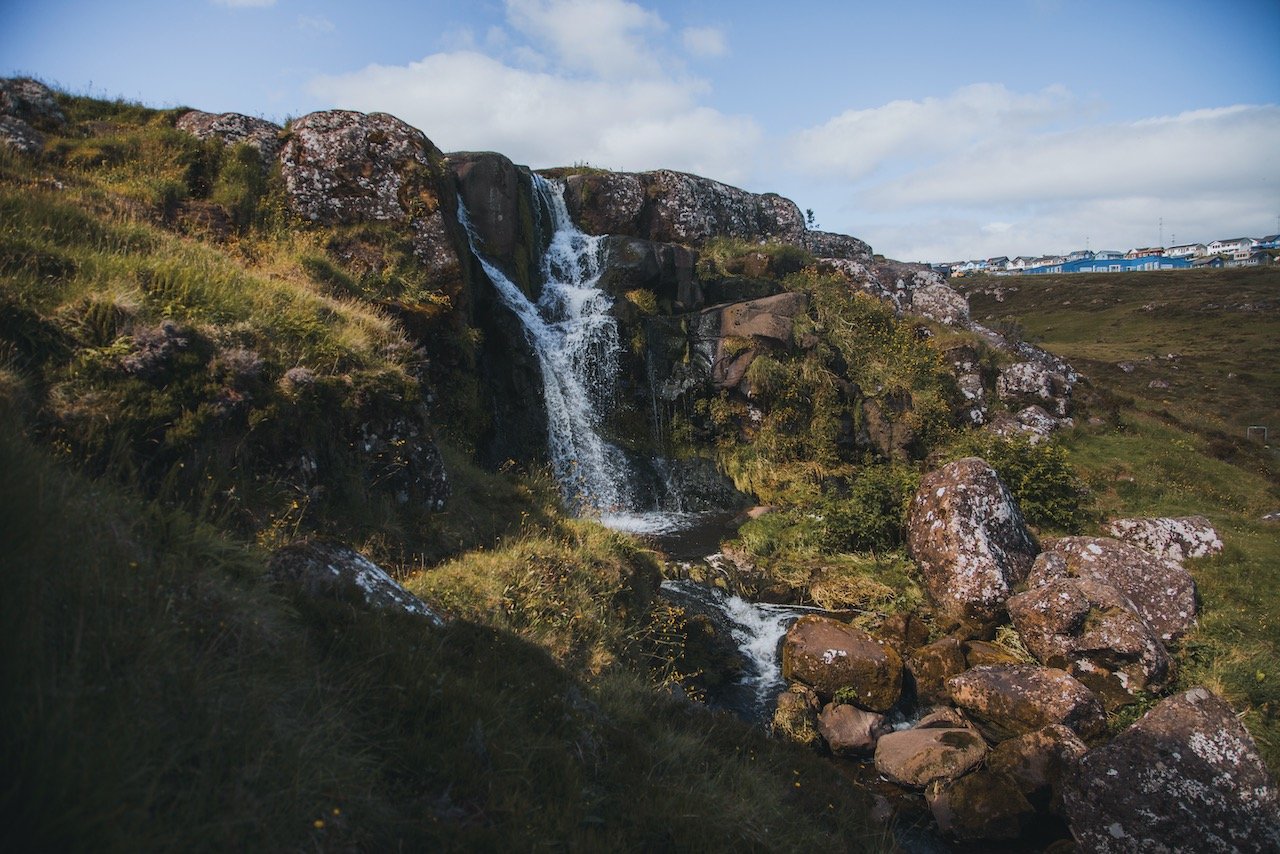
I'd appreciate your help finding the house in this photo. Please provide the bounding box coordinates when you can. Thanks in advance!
[1093,250,1125,260]
[1165,243,1207,259]
[1207,237,1257,260]
[1192,256,1226,269]
[1025,256,1191,275]
[1065,249,1094,262]
[1010,256,1039,270]
[1255,235,1280,250]
[1226,251,1275,268]
[987,256,1011,271]
[1125,247,1165,259]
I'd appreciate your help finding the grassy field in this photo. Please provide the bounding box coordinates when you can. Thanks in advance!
[957,269,1280,770]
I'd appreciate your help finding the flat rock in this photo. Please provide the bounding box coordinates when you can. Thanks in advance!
[1104,515,1223,562]
[781,615,903,711]
[873,727,987,788]
[1007,577,1172,709]
[906,457,1039,624]
[269,540,446,625]
[1063,687,1280,853]
[947,665,1106,742]
[1036,536,1198,642]
[817,702,889,756]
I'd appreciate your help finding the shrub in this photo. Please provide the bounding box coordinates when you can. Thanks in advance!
[943,432,1088,531]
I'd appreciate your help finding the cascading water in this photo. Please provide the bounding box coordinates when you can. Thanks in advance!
[459,174,723,534]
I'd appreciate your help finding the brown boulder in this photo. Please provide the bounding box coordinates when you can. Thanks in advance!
[1037,536,1198,641]
[1007,577,1172,709]
[947,665,1106,742]
[873,727,987,789]
[817,703,890,756]
[1063,687,1280,853]
[914,707,975,730]
[963,639,1024,668]
[907,637,968,705]
[926,767,1035,841]
[781,615,903,711]
[906,457,1039,624]
[987,724,1087,814]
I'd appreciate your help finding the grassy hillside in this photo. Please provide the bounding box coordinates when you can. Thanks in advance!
[957,270,1280,768]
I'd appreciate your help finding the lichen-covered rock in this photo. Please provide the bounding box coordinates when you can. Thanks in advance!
[0,115,43,155]
[910,282,970,326]
[987,404,1067,444]
[1104,515,1223,562]
[817,702,890,756]
[997,361,1072,417]
[561,168,807,246]
[269,540,445,625]
[599,235,700,311]
[175,110,282,159]
[771,683,822,748]
[986,724,1087,814]
[0,77,65,130]
[873,727,987,788]
[803,229,873,263]
[907,637,968,705]
[1036,536,1198,642]
[906,457,1039,624]
[781,615,903,711]
[947,665,1106,742]
[914,707,975,730]
[963,639,1025,669]
[1007,577,1172,709]
[1063,687,1280,853]
[926,767,1035,841]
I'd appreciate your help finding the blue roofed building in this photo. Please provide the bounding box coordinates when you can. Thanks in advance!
[1024,256,1192,274]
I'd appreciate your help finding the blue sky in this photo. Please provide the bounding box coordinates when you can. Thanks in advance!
[4,0,1278,261]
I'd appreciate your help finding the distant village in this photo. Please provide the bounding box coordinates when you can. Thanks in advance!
[939,234,1280,277]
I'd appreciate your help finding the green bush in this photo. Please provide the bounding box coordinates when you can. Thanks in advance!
[944,432,1089,531]
[818,464,922,552]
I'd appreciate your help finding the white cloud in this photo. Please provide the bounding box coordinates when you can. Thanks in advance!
[682,26,727,58]
[309,51,759,180]
[505,0,666,78]
[212,0,276,7]
[790,83,1073,181]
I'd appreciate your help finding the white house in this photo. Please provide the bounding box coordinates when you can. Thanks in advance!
[1093,250,1125,260]
[1164,243,1207,259]
[1207,237,1258,260]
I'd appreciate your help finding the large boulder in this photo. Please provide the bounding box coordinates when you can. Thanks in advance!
[268,540,446,625]
[910,282,970,326]
[1034,536,1198,642]
[780,615,903,711]
[0,115,43,155]
[873,727,988,788]
[926,767,1035,841]
[907,636,968,706]
[947,665,1106,742]
[1063,687,1280,853]
[175,110,282,160]
[1103,515,1223,562]
[996,361,1072,417]
[986,724,1087,814]
[0,77,65,130]
[906,457,1039,624]
[696,292,812,392]
[1007,577,1173,709]
[817,702,890,756]
[599,235,700,311]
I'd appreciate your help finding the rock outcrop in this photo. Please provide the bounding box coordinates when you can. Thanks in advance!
[175,110,282,160]
[873,726,988,788]
[906,457,1039,624]
[816,702,890,756]
[1104,515,1224,562]
[947,665,1107,742]
[1033,536,1198,642]
[268,540,446,625]
[0,77,65,154]
[1063,687,1280,853]
[1007,577,1172,709]
[986,723,1087,814]
[780,615,903,711]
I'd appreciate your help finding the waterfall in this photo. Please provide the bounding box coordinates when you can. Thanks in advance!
[457,174,639,518]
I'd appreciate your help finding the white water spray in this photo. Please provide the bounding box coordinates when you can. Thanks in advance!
[457,175,636,516]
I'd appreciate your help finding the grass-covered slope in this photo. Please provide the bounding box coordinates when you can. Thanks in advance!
[958,270,1280,770]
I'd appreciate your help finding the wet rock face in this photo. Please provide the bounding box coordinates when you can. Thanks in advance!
[926,767,1035,841]
[1007,577,1172,709]
[268,540,445,625]
[873,727,988,789]
[1104,515,1223,562]
[599,235,700,311]
[771,684,822,748]
[1036,536,1198,642]
[906,457,1039,624]
[946,665,1107,743]
[1063,687,1280,853]
[817,703,890,756]
[780,615,903,711]
[175,110,282,160]
[986,724,1087,814]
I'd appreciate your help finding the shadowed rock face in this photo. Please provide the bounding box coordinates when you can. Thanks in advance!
[781,615,903,711]
[926,766,1035,841]
[1063,687,1280,853]
[986,723,1087,814]
[1033,536,1198,642]
[1007,577,1172,709]
[947,665,1106,743]
[269,540,445,625]
[906,457,1038,624]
